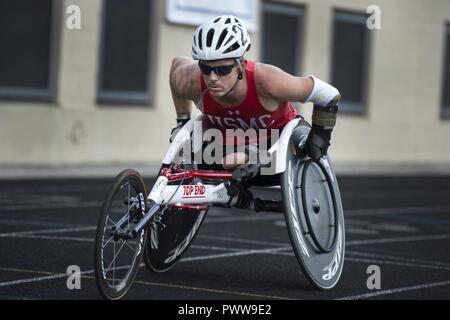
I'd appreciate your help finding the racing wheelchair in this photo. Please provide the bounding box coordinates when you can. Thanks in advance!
[93,114,345,300]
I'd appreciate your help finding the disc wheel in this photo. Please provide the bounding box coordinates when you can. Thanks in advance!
[281,123,345,290]
[143,162,208,273]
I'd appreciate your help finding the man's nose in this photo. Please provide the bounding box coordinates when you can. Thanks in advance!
[209,71,219,81]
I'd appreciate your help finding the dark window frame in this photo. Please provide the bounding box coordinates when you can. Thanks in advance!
[0,0,61,103]
[441,23,450,119]
[331,9,371,116]
[260,1,305,76]
[97,0,158,106]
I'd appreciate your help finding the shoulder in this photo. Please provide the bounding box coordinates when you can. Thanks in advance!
[253,62,313,104]
[251,62,286,111]
[170,57,202,100]
[253,62,286,100]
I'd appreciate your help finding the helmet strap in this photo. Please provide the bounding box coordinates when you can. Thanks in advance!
[236,58,244,80]
[222,58,244,97]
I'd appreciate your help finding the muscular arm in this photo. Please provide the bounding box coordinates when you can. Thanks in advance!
[255,62,341,160]
[169,57,202,117]
[254,63,314,106]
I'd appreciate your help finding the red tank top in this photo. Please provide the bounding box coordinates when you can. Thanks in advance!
[200,60,297,145]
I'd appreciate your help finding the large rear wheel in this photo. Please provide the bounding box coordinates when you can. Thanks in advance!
[281,122,345,290]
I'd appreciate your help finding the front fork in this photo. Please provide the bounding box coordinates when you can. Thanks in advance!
[110,195,161,240]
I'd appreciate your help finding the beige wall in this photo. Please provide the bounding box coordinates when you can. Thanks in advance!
[0,0,449,168]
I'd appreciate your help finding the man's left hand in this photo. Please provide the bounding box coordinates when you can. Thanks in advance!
[305,125,331,161]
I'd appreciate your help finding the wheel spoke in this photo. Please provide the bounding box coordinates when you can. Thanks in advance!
[112,240,116,286]
[127,185,131,231]
[105,240,127,276]
[108,216,126,233]
[107,217,118,228]
[102,235,114,249]
[108,204,136,234]
[124,240,136,252]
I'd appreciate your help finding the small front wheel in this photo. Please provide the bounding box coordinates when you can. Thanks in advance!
[94,169,148,300]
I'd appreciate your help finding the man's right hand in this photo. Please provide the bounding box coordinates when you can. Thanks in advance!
[169,118,190,142]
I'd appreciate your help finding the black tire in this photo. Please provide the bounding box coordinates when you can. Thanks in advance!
[143,206,208,272]
[281,121,345,290]
[94,169,148,300]
[143,162,209,273]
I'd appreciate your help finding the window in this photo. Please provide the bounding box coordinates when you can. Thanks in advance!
[97,0,156,105]
[0,0,59,102]
[261,1,304,76]
[331,10,371,114]
[442,24,450,118]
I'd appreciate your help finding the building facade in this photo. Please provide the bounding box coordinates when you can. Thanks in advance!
[1,0,450,169]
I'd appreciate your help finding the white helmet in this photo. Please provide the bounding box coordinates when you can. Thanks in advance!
[192,15,251,61]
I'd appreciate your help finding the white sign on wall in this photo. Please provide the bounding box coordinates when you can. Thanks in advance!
[166,0,259,32]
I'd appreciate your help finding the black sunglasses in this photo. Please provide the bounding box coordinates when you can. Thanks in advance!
[198,61,237,76]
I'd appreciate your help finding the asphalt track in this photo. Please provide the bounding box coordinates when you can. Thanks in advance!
[1,175,450,300]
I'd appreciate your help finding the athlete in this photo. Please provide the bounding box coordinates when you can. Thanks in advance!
[169,15,341,172]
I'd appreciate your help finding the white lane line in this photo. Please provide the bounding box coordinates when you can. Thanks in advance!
[0,201,102,211]
[2,231,266,254]
[345,228,380,235]
[275,221,383,236]
[199,233,450,248]
[2,230,449,290]
[0,223,289,249]
[346,233,450,246]
[0,246,290,288]
[337,280,450,300]
[0,185,108,194]
[190,245,250,252]
[3,234,288,257]
[341,188,450,196]
[346,219,419,233]
[0,226,96,238]
[181,246,291,262]
[0,232,260,254]
[345,206,450,217]
[204,214,282,223]
[344,257,450,272]
[197,234,288,247]
[1,203,449,216]
[0,230,259,253]
[265,251,450,272]
[0,214,283,238]
[0,218,83,229]
[0,194,81,204]
[3,234,94,242]
[3,222,450,249]
[3,225,449,250]
[346,251,450,268]
[0,269,95,288]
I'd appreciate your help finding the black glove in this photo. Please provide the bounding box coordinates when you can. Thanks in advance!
[305,124,331,161]
[231,164,260,183]
[169,118,190,143]
[306,100,339,161]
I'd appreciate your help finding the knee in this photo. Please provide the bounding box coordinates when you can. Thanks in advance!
[222,152,248,171]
